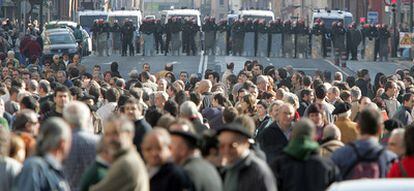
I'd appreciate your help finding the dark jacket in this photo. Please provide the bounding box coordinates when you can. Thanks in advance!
[133,118,152,155]
[183,157,223,191]
[150,162,192,191]
[223,152,277,191]
[270,151,340,191]
[256,122,289,162]
[392,106,413,126]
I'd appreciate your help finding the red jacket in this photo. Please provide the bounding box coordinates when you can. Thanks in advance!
[388,156,414,178]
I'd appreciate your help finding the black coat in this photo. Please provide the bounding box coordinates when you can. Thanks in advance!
[256,122,289,163]
[150,162,193,191]
[223,152,277,191]
[270,152,340,191]
[133,118,152,155]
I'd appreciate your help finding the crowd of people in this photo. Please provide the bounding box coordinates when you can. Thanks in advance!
[0,52,414,191]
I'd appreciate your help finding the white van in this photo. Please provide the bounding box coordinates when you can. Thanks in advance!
[77,10,108,33]
[239,10,275,23]
[311,9,353,29]
[160,9,202,27]
[108,10,143,27]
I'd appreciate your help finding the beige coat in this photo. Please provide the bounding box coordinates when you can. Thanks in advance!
[334,117,359,144]
[90,147,149,191]
[320,140,345,158]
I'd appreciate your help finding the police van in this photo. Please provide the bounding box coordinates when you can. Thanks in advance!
[160,9,202,27]
[108,10,143,27]
[311,9,353,29]
[238,10,275,22]
[77,10,108,34]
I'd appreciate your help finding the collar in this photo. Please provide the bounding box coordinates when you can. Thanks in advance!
[44,153,63,171]
[226,150,250,170]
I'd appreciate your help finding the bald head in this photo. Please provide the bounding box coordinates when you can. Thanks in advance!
[322,124,341,141]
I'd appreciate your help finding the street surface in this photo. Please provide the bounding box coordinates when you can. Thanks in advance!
[82,54,410,80]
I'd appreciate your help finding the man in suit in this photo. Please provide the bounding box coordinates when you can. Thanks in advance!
[257,103,295,162]
[90,115,149,191]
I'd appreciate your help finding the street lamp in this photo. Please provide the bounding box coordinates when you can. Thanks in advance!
[391,3,397,57]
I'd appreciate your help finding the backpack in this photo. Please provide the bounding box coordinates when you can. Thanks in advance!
[343,143,385,179]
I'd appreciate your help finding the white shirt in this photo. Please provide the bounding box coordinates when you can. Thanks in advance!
[96,102,117,121]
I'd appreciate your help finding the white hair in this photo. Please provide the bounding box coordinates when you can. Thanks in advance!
[336,110,352,118]
[155,91,169,101]
[322,123,342,140]
[350,86,362,100]
[180,101,199,118]
[63,101,91,129]
[256,75,268,84]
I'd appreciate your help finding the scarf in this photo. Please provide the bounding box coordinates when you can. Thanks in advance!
[284,136,319,160]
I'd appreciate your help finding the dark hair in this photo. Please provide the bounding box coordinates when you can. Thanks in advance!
[306,103,323,115]
[278,68,288,79]
[165,64,173,71]
[164,100,179,117]
[174,90,188,106]
[303,75,312,87]
[383,119,403,132]
[105,88,120,103]
[300,89,312,100]
[358,109,382,135]
[21,96,38,111]
[53,85,70,97]
[223,107,238,124]
[69,87,83,99]
[213,93,231,107]
[384,81,395,92]
[340,90,351,102]
[404,125,414,156]
[200,131,219,157]
[346,76,356,88]
[145,108,164,127]
[110,62,119,72]
[11,79,24,89]
[315,84,327,100]
[257,100,269,109]
[189,92,202,106]
[402,93,413,103]
[227,62,234,70]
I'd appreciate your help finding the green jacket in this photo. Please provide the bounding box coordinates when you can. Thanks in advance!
[79,160,109,191]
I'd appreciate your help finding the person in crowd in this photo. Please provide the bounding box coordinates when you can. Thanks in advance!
[320,124,344,158]
[333,102,358,144]
[387,128,406,158]
[331,108,398,180]
[257,103,294,162]
[14,118,72,190]
[381,81,401,118]
[121,97,152,155]
[96,88,119,121]
[141,128,192,191]
[306,103,328,142]
[43,86,71,120]
[89,115,149,191]
[62,101,99,190]
[270,118,340,191]
[217,123,277,191]
[170,129,223,191]
[0,127,22,191]
[392,93,414,126]
[388,126,414,177]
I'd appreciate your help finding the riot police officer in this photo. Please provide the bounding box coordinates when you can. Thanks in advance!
[140,18,156,56]
[203,16,217,55]
[154,19,164,55]
[102,21,111,56]
[283,20,294,58]
[244,18,255,56]
[255,19,268,57]
[216,19,228,55]
[378,24,390,61]
[231,19,245,56]
[269,18,283,57]
[346,22,362,60]
[121,20,135,56]
[112,20,122,55]
[331,21,346,62]
[294,19,309,58]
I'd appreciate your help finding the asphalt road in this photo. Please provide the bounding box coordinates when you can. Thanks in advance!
[81,54,406,81]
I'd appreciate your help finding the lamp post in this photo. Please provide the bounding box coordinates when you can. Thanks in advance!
[392,3,397,57]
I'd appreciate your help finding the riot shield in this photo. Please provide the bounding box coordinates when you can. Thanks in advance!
[257,33,268,57]
[270,33,282,57]
[312,35,323,59]
[243,32,255,57]
[216,31,227,56]
[283,33,295,58]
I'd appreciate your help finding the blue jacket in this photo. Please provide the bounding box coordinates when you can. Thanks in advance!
[14,155,71,191]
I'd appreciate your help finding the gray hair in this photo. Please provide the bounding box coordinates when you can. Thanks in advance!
[63,101,91,129]
[390,128,405,147]
[39,80,51,93]
[350,86,362,100]
[291,118,316,139]
[36,117,71,155]
[322,123,341,141]
[29,80,38,92]
[144,127,171,147]
[180,101,199,118]
[128,69,139,79]
[256,75,268,84]
[105,114,135,133]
